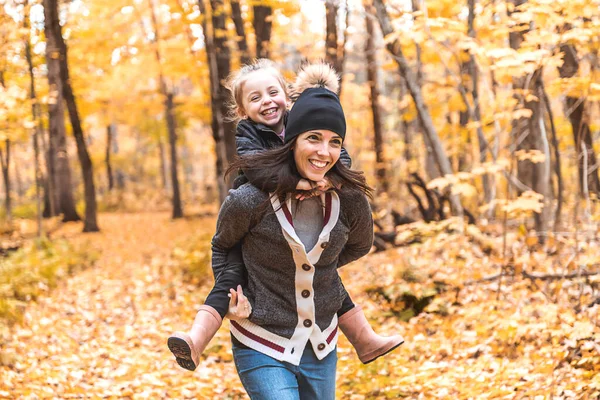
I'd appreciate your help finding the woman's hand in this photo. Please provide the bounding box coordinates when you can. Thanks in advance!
[295,178,333,200]
[226,285,252,321]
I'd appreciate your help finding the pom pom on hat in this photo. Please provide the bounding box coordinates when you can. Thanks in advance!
[285,62,346,144]
[289,62,340,99]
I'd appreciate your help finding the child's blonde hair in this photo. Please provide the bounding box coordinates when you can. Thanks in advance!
[225,58,288,122]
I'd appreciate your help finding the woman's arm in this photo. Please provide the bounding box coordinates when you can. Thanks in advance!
[337,191,374,268]
[211,188,257,280]
[203,189,259,318]
[204,242,248,319]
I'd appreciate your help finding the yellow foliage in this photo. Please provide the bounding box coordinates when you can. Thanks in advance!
[447,91,466,113]
[516,149,546,163]
[503,190,545,215]
[0,239,99,325]
[513,108,534,120]
[451,182,477,198]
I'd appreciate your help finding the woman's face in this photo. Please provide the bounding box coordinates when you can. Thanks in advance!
[293,130,343,182]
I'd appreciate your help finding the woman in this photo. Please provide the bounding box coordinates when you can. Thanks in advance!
[214,63,402,399]
[167,60,402,372]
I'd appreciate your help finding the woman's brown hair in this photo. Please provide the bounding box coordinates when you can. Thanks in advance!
[226,137,373,205]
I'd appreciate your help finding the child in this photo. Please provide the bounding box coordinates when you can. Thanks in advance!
[167,59,403,371]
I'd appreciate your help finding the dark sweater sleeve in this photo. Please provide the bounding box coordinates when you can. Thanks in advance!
[236,133,264,158]
[340,147,352,168]
[236,134,281,192]
[205,187,259,318]
[211,187,257,280]
[337,191,374,268]
[204,241,247,318]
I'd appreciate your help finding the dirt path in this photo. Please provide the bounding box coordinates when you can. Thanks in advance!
[0,211,408,400]
[0,212,249,399]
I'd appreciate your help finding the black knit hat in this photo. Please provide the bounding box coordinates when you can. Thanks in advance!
[284,62,346,144]
[284,87,346,144]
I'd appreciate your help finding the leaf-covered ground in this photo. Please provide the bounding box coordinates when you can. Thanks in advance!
[0,212,598,399]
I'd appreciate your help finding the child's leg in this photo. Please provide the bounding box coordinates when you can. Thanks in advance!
[336,282,404,364]
[204,265,247,318]
[168,305,221,371]
[168,245,248,371]
[336,284,356,317]
[207,242,247,318]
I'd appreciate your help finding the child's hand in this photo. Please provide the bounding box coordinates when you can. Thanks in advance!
[314,178,332,191]
[296,179,313,191]
[295,178,333,201]
[226,285,252,321]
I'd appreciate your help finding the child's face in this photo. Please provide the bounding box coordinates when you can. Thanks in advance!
[240,70,288,133]
[293,130,342,182]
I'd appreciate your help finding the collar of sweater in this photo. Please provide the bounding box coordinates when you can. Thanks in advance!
[270,191,340,265]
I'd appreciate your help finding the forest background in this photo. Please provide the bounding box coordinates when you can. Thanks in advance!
[0,0,599,398]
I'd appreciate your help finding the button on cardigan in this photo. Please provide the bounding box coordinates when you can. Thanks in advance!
[211,183,374,366]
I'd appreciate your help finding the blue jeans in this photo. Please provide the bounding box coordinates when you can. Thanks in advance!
[232,341,337,400]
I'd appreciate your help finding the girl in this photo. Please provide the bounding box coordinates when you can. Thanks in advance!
[167,60,403,372]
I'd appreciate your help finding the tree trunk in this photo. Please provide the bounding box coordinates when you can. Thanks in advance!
[558,41,600,197]
[212,1,236,168]
[35,74,54,220]
[53,124,79,223]
[409,0,434,180]
[166,93,183,218]
[149,0,183,218]
[0,76,10,223]
[158,136,168,190]
[106,124,114,191]
[39,124,54,219]
[25,20,44,235]
[200,0,235,203]
[365,8,386,192]
[253,5,272,59]
[411,0,424,86]
[43,0,79,222]
[338,0,350,95]
[325,0,350,94]
[45,0,98,231]
[42,139,55,218]
[33,132,43,235]
[325,1,342,73]
[467,0,494,217]
[372,0,463,215]
[199,0,228,203]
[60,58,98,230]
[399,77,411,163]
[509,0,551,236]
[513,72,550,233]
[180,144,195,199]
[110,125,125,189]
[230,0,251,64]
[0,140,11,223]
[14,152,24,200]
[325,0,349,94]
[539,80,563,230]
[458,58,471,172]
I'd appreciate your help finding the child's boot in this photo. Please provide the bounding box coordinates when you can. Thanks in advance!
[338,305,404,364]
[167,305,222,371]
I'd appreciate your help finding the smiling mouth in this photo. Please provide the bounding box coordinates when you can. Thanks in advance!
[261,108,278,116]
[309,159,329,169]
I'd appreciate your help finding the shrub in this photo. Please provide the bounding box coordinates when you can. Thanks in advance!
[171,233,212,285]
[0,238,99,326]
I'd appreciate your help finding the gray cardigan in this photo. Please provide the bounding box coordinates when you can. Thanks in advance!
[211,183,373,365]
